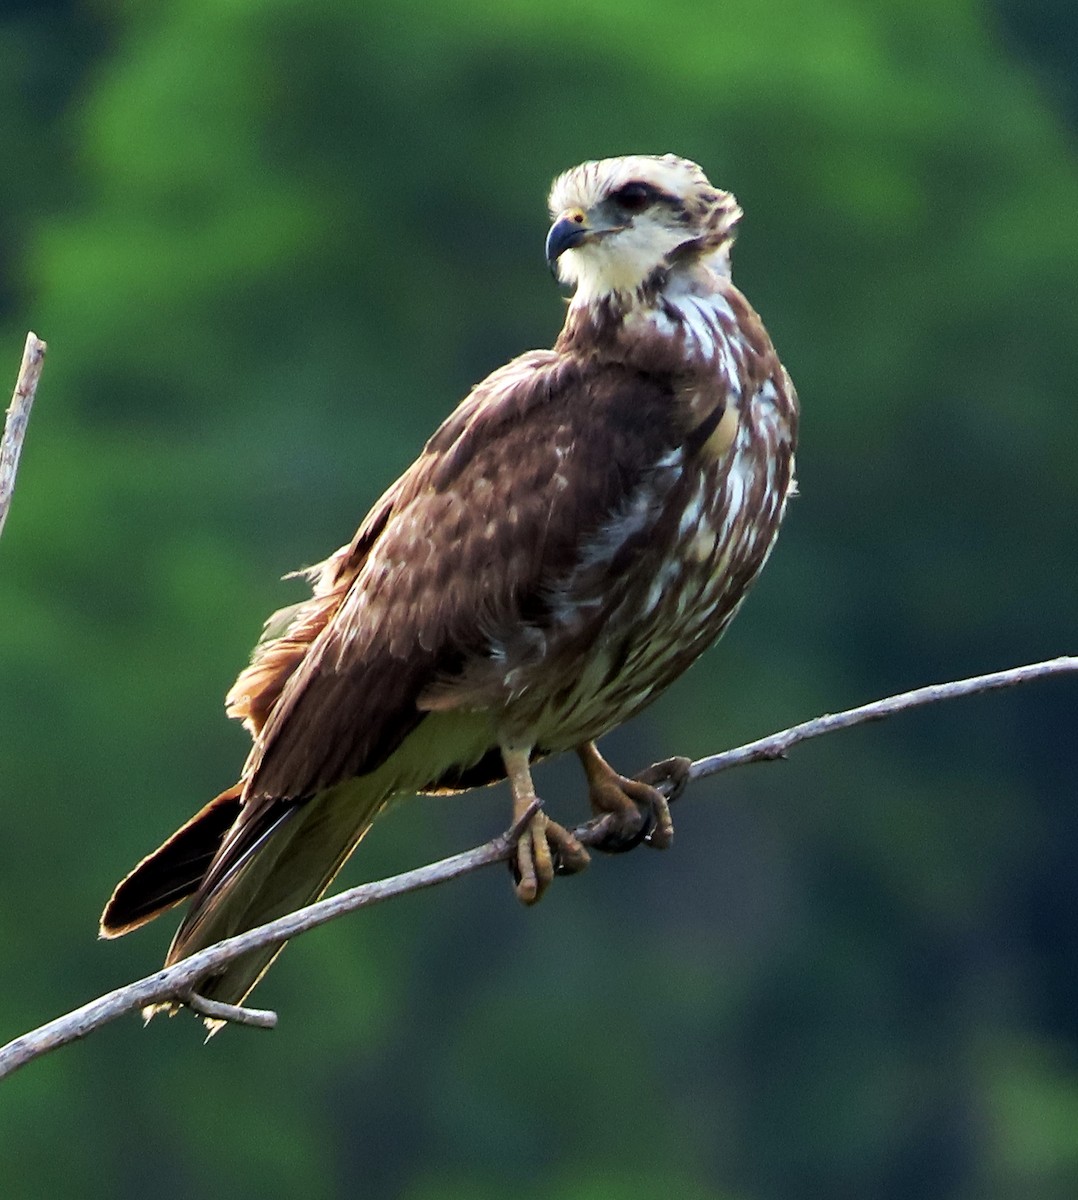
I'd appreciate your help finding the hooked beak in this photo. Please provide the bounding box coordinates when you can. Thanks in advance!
[545,208,624,268]
[545,210,590,266]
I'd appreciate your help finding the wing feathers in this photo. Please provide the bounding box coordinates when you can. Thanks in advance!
[240,354,686,805]
[111,346,712,975]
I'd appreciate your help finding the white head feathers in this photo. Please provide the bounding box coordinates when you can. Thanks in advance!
[546,154,742,304]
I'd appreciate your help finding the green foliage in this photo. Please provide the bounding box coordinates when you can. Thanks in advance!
[1,1,1077,1198]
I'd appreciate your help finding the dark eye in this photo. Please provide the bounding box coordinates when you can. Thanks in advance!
[609,182,654,214]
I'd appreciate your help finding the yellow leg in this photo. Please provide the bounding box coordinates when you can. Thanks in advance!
[577,741,680,851]
[502,745,590,905]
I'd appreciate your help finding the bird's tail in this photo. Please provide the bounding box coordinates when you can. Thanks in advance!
[100,785,245,937]
[101,777,391,1026]
[159,776,393,1021]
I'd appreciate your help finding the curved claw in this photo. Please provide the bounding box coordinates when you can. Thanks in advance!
[634,756,692,802]
[508,810,590,901]
[578,742,677,854]
[553,854,586,876]
[587,807,653,854]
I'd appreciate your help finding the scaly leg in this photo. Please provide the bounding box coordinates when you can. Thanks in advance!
[577,742,687,852]
[502,745,590,905]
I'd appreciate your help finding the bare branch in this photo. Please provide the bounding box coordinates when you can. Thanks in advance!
[688,655,1078,780]
[0,332,46,540]
[0,826,519,1079]
[183,991,278,1030]
[0,654,1074,1081]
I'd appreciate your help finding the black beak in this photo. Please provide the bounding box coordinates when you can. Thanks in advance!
[545,216,589,267]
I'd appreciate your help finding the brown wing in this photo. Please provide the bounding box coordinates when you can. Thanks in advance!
[232,348,697,812]
[224,476,407,739]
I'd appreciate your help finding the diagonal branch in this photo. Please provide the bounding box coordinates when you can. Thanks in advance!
[0,332,46,540]
[686,655,1078,779]
[0,655,1074,1081]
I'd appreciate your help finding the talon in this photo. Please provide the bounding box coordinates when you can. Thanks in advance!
[548,819,590,876]
[630,778,674,849]
[588,806,651,854]
[502,745,590,905]
[634,755,692,802]
[514,811,549,905]
[578,742,676,854]
[510,809,589,905]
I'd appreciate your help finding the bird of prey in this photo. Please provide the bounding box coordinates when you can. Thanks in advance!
[101,153,799,1020]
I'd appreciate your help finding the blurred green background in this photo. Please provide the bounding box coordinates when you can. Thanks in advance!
[1,1,1076,1197]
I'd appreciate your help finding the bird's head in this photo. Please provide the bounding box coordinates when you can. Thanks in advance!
[546,154,742,305]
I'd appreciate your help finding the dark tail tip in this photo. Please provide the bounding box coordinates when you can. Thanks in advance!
[100,786,244,937]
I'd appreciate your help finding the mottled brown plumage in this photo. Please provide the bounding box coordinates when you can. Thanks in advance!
[101,154,798,1023]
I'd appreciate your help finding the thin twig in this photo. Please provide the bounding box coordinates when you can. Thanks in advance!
[0,332,46,540]
[0,828,516,1079]
[688,655,1078,779]
[503,796,543,844]
[183,991,278,1030]
[0,654,1074,1081]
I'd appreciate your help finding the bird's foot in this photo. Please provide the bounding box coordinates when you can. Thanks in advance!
[634,755,692,804]
[579,746,688,854]
[511,808,590,906]
[587,773,673,852]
